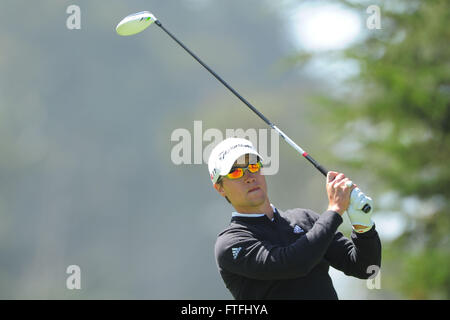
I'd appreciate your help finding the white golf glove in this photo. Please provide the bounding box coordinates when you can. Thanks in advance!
[346,186,374,233]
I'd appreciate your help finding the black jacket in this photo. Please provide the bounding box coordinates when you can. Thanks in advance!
[214,207,382,299]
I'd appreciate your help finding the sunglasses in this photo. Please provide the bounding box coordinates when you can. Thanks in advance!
[219,161,263,182]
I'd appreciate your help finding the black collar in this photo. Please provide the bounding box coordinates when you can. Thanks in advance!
[231,207,280,224]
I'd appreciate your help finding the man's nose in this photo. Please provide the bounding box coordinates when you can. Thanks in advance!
[243,170,256,182]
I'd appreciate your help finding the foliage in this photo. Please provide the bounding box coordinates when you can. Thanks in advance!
[295,0,450,298]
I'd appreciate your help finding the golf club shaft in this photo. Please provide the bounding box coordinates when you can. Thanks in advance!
[155,20,328,177]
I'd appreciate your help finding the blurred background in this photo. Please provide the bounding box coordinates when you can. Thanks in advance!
[0,0,448,299]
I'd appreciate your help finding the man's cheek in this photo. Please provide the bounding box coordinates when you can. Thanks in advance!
[257,176,267,189]
[232,189,245,202]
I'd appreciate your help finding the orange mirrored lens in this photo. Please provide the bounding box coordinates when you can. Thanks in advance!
[248,162,261,173]
[227,168,244,179]
[226,162,262,179]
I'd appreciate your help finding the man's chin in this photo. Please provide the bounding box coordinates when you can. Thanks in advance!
[246,192,267,205]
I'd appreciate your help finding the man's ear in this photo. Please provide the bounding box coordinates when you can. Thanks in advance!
[213,182,226,197]
[214,181,232,205]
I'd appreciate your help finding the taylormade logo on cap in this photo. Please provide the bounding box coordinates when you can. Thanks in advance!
[208,138,263,184]
[218,143,253,160]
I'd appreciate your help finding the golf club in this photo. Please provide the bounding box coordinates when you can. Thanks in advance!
[115,11,373,214]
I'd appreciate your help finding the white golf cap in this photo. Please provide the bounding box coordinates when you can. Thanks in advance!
[208,137,263,184]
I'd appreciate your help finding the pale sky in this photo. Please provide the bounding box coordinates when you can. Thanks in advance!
[288,2,362,51]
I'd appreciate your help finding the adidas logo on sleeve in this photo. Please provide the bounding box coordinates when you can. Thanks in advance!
[293,225,304,234]
[231,247,242,259]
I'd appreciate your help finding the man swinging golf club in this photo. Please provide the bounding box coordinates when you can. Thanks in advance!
[209,137,382,300]
[115,11,381,299]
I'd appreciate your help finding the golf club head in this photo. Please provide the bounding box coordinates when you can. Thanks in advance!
[116,11,158,36]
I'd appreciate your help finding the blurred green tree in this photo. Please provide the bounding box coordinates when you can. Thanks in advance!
[291,0,450,298]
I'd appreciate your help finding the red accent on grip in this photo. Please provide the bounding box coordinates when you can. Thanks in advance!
[302,152,308,157]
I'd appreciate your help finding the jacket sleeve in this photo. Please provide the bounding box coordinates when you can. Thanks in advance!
[324,225,382,279]
[215,210,343,280]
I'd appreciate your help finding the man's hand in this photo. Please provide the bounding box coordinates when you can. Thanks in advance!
[346,187,374,232]
[326,171,355,216]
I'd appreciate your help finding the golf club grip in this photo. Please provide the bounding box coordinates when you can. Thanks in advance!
[304,154,328,177]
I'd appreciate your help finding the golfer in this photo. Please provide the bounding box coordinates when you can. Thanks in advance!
[209,137,382,299]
